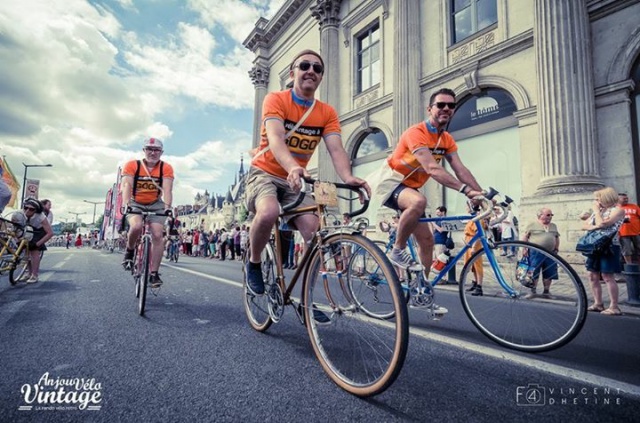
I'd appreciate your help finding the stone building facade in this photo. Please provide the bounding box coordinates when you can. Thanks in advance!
[243,0,640,260]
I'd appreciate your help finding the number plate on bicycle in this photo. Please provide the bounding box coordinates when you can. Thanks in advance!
[313,181,338,206]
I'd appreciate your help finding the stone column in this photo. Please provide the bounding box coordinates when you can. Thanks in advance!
[311,0,342,181]
[534,0,602,193]
[248,64,270,149]
[393,1,422,142]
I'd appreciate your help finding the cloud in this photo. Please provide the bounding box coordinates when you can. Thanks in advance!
[0,0,274,221]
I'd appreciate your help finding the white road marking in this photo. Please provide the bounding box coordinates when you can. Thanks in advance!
[165,262,640,399]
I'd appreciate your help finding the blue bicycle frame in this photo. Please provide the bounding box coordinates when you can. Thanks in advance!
[387,213,518,298]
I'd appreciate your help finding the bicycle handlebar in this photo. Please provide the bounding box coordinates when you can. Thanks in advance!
[125,208,173,217]
[470,187,514,223]
[281,177,370,218]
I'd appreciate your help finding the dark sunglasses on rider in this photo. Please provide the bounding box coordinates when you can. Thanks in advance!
[296,61,324,74]
[23,207,36,212]
[433,102,457,110]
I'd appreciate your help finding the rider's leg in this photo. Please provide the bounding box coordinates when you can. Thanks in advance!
[248,195,280,264]
[149,222,164,273]
[126,215,143,250]
[393,188,426,250]
[413,223,434,277]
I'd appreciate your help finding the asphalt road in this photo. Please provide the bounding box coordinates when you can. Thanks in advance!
[1,248,638,422]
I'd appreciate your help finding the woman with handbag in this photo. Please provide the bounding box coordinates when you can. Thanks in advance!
[580,187,625,315]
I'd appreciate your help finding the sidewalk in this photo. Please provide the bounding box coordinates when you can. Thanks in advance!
[437,263,640,317]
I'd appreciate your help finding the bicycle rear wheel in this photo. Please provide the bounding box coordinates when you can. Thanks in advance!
[346,240,403,319]
[242,241,275,332]
[9,244,29,285]
[304,233,408,397]
[459,240,587,352]
[138,238,150,316]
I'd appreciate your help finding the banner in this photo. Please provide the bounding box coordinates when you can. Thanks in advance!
[25,179,40,200]
[0,157,21,208]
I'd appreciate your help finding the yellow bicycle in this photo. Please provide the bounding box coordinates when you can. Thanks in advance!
[0,216,31,285]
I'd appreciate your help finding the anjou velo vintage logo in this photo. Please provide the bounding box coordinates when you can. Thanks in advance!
[18,372,103,411]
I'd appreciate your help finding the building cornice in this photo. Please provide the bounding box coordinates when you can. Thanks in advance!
[587,0,640,21]
[243,0,310,52]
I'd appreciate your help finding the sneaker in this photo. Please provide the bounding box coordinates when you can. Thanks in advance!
[540,292,553,300]
[149,272,163,288]
[471,285,483,296]
[433,304,448,315]
[465,281,478,292]
[388,248,424,271]
[122,250,134,270]
[26,275,38,284]
[245,262,265,295]
[298,303,331,325]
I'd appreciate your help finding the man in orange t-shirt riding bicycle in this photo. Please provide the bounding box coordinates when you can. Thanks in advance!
[120,137,174,287]
[244,49,370,297]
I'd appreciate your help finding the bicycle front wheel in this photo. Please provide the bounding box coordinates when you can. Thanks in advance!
[138,238,150,316]
[242,241,275,332]
[459,240,587,352]
[9,244,30,285]
[304,233,408,397]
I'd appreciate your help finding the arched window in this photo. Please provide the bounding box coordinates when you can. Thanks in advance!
[350,128,390,216]
[352,129,389,164]
[445,88,520,217]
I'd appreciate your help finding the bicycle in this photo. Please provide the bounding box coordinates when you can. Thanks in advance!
[126,209,171,316]
[0,217,31,285]
[242,179,409,397]
[349,188,587,353]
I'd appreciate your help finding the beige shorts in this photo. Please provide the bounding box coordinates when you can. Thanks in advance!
[127,200,167,225]
[244,166,316,225]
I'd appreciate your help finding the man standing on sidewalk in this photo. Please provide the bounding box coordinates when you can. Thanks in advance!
[617,193,640,264]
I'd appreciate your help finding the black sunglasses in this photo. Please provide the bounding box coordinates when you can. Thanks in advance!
[23,207,36,211]
[433,102,457,110]
[296,61,324,74]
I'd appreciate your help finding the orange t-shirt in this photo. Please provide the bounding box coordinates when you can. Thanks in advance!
[122,160,174,205]
[252,89,341,179]
[387,121,458,189]
[620,203,640,236]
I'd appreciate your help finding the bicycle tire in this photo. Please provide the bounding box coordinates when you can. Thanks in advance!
[133,245,141,298]
[242,241,275,332]
[9,244,30,285]
[459,240,587,352]
[138,237,150,316]
[304,233,408,397]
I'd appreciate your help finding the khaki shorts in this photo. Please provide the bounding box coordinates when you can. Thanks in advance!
[127,200,167,225]
[244,166,316,225]
[620,235,640,257]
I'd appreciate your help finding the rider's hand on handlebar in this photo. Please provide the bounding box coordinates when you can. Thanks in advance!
[287,166,308,191]
[343,176,371,202]
[466,189,484,201]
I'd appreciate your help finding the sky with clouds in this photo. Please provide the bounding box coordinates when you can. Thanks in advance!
[0,0,285,224]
